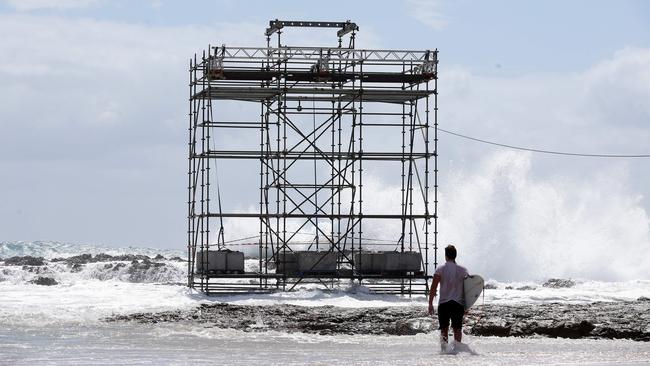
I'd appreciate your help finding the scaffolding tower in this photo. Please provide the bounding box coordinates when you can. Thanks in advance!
[188,20,438,295]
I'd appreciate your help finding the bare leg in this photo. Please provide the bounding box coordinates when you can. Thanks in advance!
[440,327,449,343]
[439,326,449,352]
[453,328,462,343]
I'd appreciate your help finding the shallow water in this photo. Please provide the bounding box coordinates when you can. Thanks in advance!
[1,323,649,365]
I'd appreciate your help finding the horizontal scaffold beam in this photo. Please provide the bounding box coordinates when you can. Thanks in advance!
[265,20,359,37]
[203,69,435,83]
[192,87,434,103]
[194,213,434,219]
[194,151,434,161]
[209,46,437,63]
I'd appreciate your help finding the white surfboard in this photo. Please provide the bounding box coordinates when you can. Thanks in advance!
[463,275,484,310]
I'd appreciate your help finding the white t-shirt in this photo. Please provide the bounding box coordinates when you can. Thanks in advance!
[434,260,468,305]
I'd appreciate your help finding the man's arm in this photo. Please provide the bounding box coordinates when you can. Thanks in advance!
[428,273,441,315]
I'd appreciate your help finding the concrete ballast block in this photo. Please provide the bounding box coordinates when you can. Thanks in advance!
[275,252,299,275]
[195,250,244,273]
[297,251,337,273]
[354,252,386,274]
[382,252,422,273]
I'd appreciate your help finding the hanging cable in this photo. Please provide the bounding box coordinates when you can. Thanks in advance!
[438,128,650,158]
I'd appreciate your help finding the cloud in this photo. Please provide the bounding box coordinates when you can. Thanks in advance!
[1,8,649,277]
[0,11,385,249]
[0,14,261,159]
[441,47,650,161]
[3,0,100,11]
[0,14,262,247]
[406,0,448,30]
[578,47,650,128]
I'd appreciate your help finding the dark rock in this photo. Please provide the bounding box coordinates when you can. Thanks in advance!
[509,320,537,336]
[391,317,434,335]
[484,283,498,290]
[543,278,576,288]
[471,318,511,337]
[104,300,650,342]
[591,326,619,339]
[66,254,93,265]
[52,253,158,265]
[94,253,115,262]
[30,276,58,286]
[5,256,45,266]
[505,286,513,290]
[136,254,151,261]
[169,256,184,262]
[70,263,84,273]
[23,265,48,273]
[530,320,561,337]
[154,254,166,260]
[516,285,536,291]
[125,260,167,282]
[638,296,650,302]
[556,320,595,338]
[470,301,649,341]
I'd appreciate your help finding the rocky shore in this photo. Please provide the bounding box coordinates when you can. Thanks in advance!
[3,254,648,342]
[106,299,650,341]
[0,254,185,284]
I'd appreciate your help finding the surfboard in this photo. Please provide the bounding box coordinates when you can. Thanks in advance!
[463,275,484,310]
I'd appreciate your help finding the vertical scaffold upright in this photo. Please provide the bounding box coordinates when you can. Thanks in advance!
[188,20,438,295]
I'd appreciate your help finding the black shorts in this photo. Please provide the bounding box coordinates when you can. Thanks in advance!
[438,300,464,330]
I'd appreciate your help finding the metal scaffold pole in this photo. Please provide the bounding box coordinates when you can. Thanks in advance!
[187,20,438,295]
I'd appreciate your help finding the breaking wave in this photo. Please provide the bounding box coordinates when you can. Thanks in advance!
[439,151,650,282]
[0,241,187,285]
[0,240,183,259]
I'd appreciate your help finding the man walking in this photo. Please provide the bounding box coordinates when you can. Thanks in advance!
[428,245,469,351]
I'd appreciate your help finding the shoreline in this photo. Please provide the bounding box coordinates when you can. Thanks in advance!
[106,300,650,342]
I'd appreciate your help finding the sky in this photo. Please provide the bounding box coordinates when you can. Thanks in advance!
[1,0,649,279]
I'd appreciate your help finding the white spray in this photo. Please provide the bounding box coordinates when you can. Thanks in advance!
[439,151,650,281]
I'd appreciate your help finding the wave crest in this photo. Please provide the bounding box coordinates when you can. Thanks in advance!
[0,252,186,285]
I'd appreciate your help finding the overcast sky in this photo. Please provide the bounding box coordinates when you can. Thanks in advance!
[1,0,649,279]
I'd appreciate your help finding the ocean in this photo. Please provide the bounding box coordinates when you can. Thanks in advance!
[1,241,649,365]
